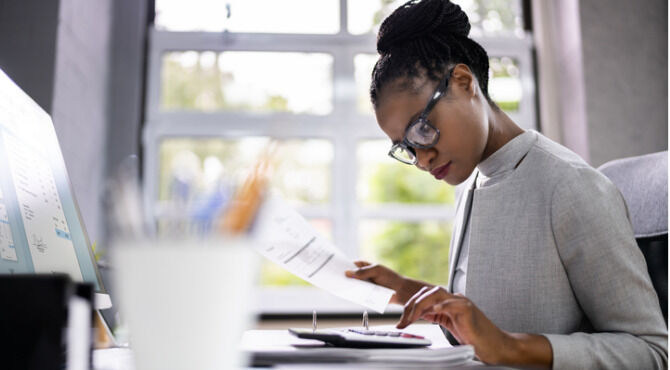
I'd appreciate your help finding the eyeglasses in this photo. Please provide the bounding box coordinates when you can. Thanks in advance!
[388,68,454,165]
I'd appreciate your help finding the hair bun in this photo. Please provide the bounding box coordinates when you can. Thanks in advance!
[377,0,471,55]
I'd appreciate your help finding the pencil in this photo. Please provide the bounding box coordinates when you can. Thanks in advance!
[220,142,277,234]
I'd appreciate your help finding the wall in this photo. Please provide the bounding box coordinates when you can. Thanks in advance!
[580,0,668,166]
[0,0,60,112]
[101,0,149,331]
[532,0,590,161]
[105,0,148,187]
[51,0,112,246]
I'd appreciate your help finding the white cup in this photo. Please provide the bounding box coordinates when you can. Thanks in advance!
[113,238,259,370]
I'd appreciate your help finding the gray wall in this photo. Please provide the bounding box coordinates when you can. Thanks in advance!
[51,0,113,247]
[106,0,148,198]
[0,0,60,112]
[579,0,668,166]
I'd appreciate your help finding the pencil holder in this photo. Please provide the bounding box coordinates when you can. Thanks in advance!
[112,237,259,370]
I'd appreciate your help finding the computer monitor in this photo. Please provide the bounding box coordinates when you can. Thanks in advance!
[0,68,111,309]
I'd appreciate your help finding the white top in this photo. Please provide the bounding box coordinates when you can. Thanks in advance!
[451,130,537,295]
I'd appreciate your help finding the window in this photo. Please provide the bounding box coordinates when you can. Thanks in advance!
[161,51,333,114]
[155,0,340,34]
[146,0,536,313]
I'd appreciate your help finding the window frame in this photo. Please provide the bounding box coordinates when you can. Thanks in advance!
[144,0,537,314]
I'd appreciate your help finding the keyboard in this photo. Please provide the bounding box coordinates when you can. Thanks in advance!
[288,328,432,348]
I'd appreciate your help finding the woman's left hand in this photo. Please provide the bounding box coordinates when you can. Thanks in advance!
[396,286,532,365]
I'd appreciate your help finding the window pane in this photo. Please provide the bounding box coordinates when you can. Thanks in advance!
[155,0,339,34]
[360,220,451,285]
[354,54,377,115]
[348,0,523,37]
[359,50,527,126]
[158,138,333,286]
[356,54,522,114]
[158,137,332,208]
[161,51,333,114]
[357,140,455,205]
[261,218,332,286]
[489,56,522,112]
[347,0,386,35]
[461,0,524,37]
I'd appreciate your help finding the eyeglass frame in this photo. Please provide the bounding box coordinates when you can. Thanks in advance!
[388,67,455,165]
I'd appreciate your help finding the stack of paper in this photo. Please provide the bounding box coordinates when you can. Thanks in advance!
[364,346,475,364]
[241,327,475,367]
[247,342,474,367]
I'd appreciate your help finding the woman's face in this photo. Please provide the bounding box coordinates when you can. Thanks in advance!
[374,64,490,186]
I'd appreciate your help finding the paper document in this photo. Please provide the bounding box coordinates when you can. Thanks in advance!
[241,329,475,367]
[251,196,394,313]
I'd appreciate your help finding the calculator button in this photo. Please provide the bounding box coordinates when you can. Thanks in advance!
[387,332,401,337]
[401,333,425,339]
[374,332,388,336]
[348,329,374,335]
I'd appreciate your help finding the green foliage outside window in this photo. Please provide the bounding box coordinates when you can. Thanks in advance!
[161,53,289,112]
[367,163,454,204]
[261,260,310,286]
[363,163,454,285]
[368,221,452,285]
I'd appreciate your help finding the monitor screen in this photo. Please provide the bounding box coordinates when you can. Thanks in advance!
[0,68,107,302]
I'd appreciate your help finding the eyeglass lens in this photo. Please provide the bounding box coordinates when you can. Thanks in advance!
[406,120,438,147]
[390,145,416,164]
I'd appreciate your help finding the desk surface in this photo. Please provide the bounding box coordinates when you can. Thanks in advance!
[94,324,517,369]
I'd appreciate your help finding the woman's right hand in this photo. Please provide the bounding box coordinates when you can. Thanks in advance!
[344,261,434,305]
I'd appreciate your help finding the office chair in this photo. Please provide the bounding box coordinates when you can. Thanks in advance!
[598,151,668,323]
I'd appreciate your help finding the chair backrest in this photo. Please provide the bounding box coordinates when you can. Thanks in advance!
[598,151,668,323]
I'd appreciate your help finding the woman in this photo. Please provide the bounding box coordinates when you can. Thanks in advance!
[345,0,668,368]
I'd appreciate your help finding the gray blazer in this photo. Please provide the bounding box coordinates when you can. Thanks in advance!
[445,131,667,369]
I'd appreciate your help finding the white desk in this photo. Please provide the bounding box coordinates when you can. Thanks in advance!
[94,324,517,369]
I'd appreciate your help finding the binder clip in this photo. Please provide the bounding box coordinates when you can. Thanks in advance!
[312,310,317,333]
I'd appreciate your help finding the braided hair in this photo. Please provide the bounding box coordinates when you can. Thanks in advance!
[370,0,496,109]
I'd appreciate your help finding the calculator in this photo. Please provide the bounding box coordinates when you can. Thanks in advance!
[288,328,432,348]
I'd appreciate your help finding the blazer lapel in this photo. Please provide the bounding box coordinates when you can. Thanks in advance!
[446,171,478,292]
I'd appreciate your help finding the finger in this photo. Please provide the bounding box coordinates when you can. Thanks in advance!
[432,298,471,318]
[420,302,460,343]
[421,306,462,342]
[402,287,453,328]
[432,298,470,322]
[344,264,380,281]
[432,299,471,343]
[417,308,463,345]
[422,309,451,323]
[425,312,457,337]
[397,286,429,327]
[353,261,371,268]
[397,286,432,329]
[414,286,453,309]
[421,312,441,323]
[344,261,372,277]
[419,304,465,345]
